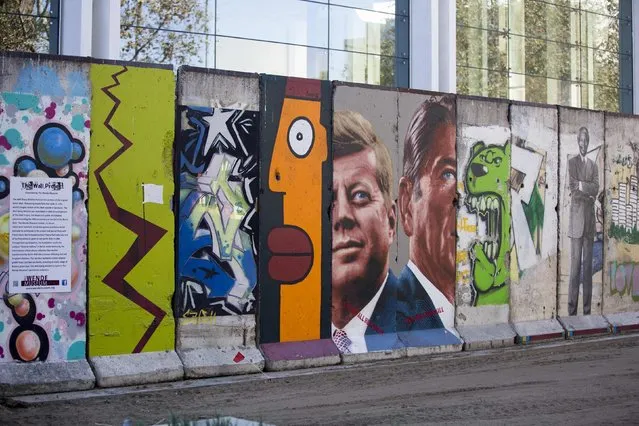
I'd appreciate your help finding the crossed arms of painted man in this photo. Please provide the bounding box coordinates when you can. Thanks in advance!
[569,159,599,201]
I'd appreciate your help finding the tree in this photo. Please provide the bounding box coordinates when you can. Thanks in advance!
[0,0,53,53]
[120,0,208,66]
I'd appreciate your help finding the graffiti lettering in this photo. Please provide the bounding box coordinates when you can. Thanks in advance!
[609,262,639,301]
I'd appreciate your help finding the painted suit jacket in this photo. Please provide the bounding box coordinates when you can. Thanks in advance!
[363,271,403,352]
[395,266,462,348]
[568,154,599,239]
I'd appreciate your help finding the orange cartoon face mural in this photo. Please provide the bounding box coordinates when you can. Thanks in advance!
[259,76,332,344]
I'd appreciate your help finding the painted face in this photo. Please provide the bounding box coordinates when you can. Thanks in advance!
[407,125,456,296]
[332,148,395,292]
[267,79,327,342]
[578,129,589,157]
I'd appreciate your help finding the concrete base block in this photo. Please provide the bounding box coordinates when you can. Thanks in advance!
[604,311,639,334]
[513,319,565,344]
[178,346,264,378]
[0,359,94,397]
[340,347,406,364]
[90,350,184,388]
[558,315,611,338]
[457,323,516,350]
[405,341,463,357]
[261,339,340,371]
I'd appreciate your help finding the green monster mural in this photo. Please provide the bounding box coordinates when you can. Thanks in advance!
[464,141,511,305]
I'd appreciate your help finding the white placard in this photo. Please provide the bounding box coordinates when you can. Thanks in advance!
[9,177,72,293]
[142,183,164,204]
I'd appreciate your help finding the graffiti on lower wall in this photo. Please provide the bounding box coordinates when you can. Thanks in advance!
[259,76,332,343]
[177,106,259,317]
[88,64,175,356]
[463,140,511,305]
[610,142,639,243]
[609,261,639,300]
[0,64,89,363]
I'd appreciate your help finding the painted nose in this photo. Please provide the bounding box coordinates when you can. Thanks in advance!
[471,163,488,177]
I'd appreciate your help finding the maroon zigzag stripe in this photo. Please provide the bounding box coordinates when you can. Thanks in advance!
[95,65,168,353]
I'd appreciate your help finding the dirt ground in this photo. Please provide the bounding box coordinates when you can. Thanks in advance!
[2,334,639,425]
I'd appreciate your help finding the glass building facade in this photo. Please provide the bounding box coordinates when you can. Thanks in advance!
[0,0,633,112]
[120,0,409,87]
[457,0,632,112]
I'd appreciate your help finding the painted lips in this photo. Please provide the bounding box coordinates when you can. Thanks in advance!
[267,226,313,283]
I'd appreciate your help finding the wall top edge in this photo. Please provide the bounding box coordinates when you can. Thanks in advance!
[457,94,511,106]
[509,99,559,111]
[178,65,259,80]
[603,110,639,120]
[0,50,173,71]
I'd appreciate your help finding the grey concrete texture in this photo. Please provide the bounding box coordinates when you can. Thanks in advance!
[89,351,184,388]
[177,315,257,350]
[264,353,341,372]
[512,318,565,344]
[604,311,639,333]
[603,114,639,315]
[404,341,463,357]
[558,314,611,338]
[455,97,511,326]
[177,68,259,110]
[0,54,90,96]
[178,346,264,378]
[557,108,605,316]
[340,347,407,364]
[457,323,517,350]
[0,359,94,397]
[509,103,559,323]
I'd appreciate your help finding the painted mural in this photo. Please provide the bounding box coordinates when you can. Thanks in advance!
[88,64,175,356]
[331,85,461,354]
[0,64,89,363]
[509,105,558,322]
[604,115,639,313]
[558,110,604,317]
[456,99,512,324]
[176,106,259,317]
[258,76,332,344]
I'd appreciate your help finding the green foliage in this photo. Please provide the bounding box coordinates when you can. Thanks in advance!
[120,0,208,65]
[609,222,639,245]
[0,0,52,53]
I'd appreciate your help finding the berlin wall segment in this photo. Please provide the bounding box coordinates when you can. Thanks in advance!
[88,61,182,387]
[0,53,94,395]
[175,67,264,377]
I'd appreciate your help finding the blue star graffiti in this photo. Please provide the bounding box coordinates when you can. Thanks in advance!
[177,106,259,316]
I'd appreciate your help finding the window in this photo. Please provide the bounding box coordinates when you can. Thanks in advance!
[0,0,60,54]
[119,0,409,87]
[456,0,632,112]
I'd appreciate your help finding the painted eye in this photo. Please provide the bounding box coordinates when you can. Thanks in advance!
[287,117,314,158]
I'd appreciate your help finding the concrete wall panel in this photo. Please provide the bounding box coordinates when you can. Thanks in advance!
[0,56,90,363]
[603,114,639,314]
[88,64,176,356]
[258,76,332,344]
[509,104,559,322]
[558,108,604,317]
[456,97,511,326]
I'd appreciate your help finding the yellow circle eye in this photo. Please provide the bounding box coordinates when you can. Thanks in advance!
[287,117,314,158]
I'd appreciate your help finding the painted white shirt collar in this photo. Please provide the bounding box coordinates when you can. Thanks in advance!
[407,260,457,335]
[331,272,388,354]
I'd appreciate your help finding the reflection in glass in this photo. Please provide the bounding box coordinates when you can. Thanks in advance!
[121,0,211,34]
[581,11,619,52]
[330,1,400,15]
[329,50,393,85]
[120,28,213,67]
[457,66,508,99]
[216,36,328,79]
[217,0,328,48]
[456,26,507,72]
[456,0,508,31]
[580,0,620,18]
[0,15,52,54]
[329,4,395,56]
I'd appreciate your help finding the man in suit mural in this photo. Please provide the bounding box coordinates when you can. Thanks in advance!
[331,110,401,353]
[397,97,461,345]
[568,126,599,316]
